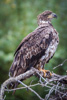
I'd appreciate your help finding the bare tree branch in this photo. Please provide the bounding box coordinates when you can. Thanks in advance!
[18,80,44,100]
[53,59,67,69]
[0,66,67,100]
[0,68,38,100]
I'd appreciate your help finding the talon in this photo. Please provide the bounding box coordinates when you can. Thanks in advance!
[44,70,52,78]
[39,68,52,78]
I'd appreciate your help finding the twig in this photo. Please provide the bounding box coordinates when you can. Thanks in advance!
[53,59,67,69]
[5,83,40,92]
[18,80,44,100]
[45,85,55,100]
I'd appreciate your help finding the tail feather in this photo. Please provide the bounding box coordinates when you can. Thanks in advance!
[8,81,19,94]
[9,63,24,94]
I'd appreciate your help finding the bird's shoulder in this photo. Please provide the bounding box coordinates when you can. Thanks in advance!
[14,25,53,56]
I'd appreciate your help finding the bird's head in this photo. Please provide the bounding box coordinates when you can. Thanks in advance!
[37,10,57,25]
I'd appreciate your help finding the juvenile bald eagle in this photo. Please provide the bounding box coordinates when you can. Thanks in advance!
[9,10,59,81]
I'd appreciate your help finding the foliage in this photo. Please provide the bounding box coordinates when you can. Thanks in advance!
[0,0,67,100]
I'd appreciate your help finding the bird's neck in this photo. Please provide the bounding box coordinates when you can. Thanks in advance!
[38,20,51,26]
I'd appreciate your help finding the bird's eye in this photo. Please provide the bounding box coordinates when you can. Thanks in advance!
[43,14,50,17]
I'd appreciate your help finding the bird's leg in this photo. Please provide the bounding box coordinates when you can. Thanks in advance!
[38,67,52,78]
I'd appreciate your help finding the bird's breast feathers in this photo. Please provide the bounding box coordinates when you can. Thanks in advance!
[41,27,59,62]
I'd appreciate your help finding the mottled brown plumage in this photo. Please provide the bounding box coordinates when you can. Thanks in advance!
[9,10,59,88]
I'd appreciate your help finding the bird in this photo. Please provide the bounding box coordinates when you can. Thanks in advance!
[9,10,59,87]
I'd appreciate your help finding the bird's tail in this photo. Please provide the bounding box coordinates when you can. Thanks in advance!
[8,63,18,94]
[8,80,19,95]
[8,62,20,94]
[8,56,25,94]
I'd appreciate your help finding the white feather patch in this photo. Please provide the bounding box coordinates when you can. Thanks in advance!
[40,20,48,24]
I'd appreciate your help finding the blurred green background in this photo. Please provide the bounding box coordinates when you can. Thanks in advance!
[0,0,67,100]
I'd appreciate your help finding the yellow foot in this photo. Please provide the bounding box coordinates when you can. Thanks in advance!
[39,68,52,78]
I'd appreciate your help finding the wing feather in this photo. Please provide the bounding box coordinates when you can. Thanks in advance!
[10,26,53,77]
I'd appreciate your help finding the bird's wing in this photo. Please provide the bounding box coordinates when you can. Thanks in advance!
[10,25,53,77]
[15,26,53,55]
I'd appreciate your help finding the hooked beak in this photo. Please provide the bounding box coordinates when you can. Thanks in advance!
[48,13,57,19]
[52,13,57,18]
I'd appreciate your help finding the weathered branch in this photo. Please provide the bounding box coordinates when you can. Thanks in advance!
[53,59,67,69]
[0,67,67,100]
[0,68,38,100]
